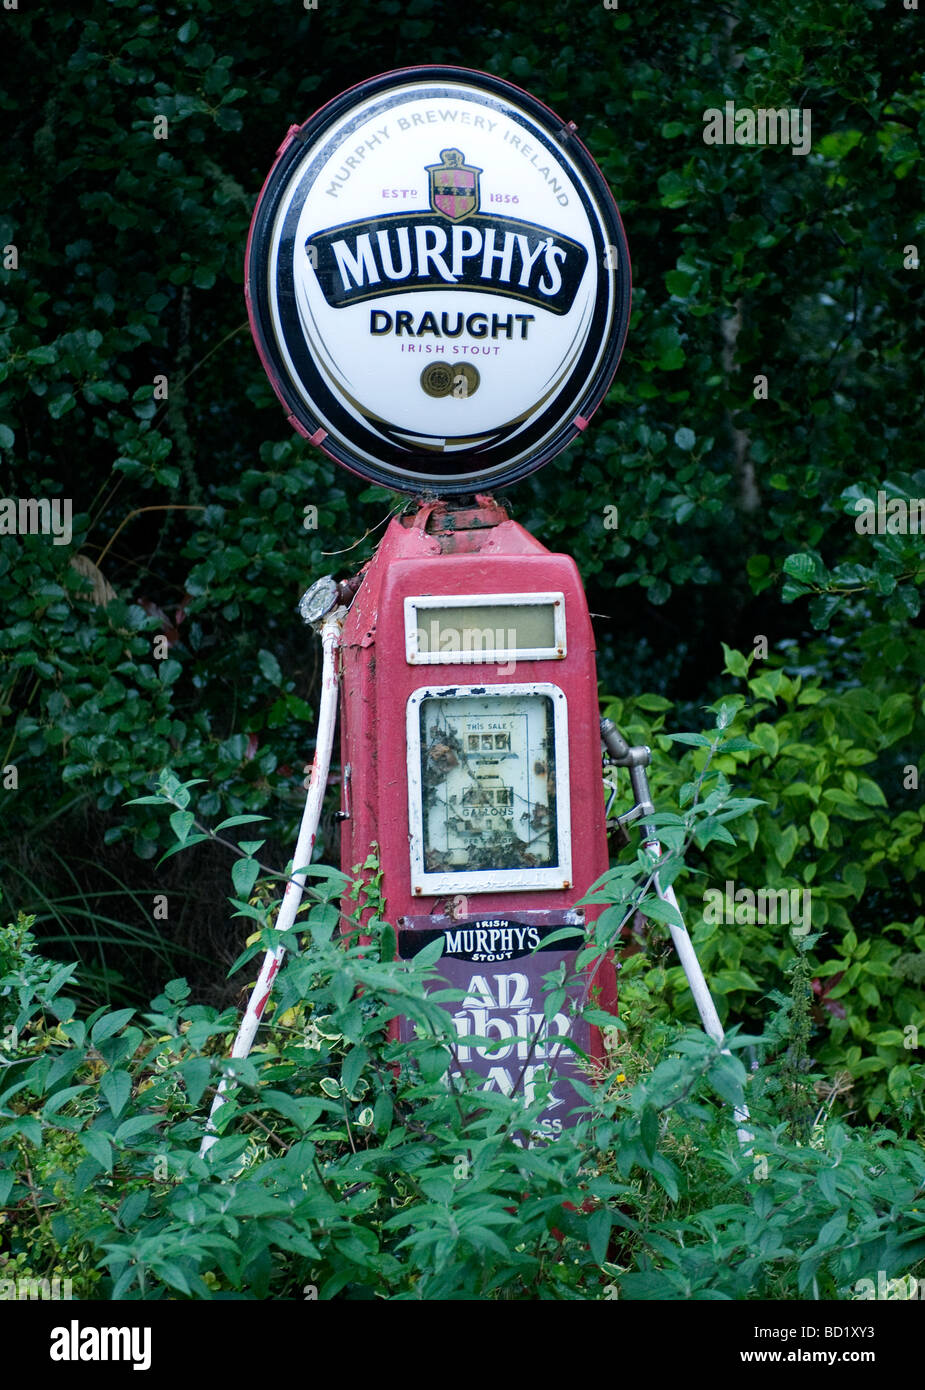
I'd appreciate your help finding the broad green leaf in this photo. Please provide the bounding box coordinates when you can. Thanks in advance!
[782,552,825,583]
[178,1057,211,1105]
[100,1070,132,1117]
[91,1009,135,1045]
[169,809,195,843]
[231,856,260,899]
[114,1114,160,1143]
[640,1104,659,1160]
[258,649,282,685]
[80,1130,113,1172]
[588,1208,613,1266]
[721,643,749,678]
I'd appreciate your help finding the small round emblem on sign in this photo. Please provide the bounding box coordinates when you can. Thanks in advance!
[420,363,480,398]
[247,66,631,495]
[420,363,455,398]
[452,364,479,398]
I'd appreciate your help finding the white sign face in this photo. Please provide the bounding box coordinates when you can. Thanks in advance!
[247,66,631,494]
[406,683,572,895]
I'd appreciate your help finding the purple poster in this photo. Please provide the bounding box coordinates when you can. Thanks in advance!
[398,912,593,1142]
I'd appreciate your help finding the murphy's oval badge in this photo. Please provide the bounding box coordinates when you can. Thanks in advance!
[246,66,631,495]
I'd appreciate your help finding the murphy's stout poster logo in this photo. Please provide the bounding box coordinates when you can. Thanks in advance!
[246,67,631,494]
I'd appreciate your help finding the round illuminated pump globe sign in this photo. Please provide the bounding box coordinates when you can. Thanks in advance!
[246,66,631,495]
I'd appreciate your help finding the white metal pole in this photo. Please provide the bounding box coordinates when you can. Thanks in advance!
[200,612,342,1157]
[646,839,753,1146]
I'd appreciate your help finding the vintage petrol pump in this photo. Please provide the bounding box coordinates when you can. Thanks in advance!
[201,65,751,1156]
[203,66,637,1147]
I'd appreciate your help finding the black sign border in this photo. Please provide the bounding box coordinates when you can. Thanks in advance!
[246,65,632,496]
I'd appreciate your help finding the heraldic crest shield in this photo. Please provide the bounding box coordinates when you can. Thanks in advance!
[427,148,482,221]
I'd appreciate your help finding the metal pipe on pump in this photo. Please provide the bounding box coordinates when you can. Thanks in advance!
[200,601,343,1156]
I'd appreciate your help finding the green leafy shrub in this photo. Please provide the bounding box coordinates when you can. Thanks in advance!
[2,733,923,1301]
[601,651,925,1122]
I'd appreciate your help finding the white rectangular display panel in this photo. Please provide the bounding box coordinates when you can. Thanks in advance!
[404,592,566,665]
[406,682,572,895]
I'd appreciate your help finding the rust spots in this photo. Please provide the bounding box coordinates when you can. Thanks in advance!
[428,742,458,773]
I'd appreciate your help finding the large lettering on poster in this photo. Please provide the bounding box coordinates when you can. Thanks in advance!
[398,913,594,1141]
[246,66,631,494]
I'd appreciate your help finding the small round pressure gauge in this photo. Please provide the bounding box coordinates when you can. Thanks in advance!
[298,574,339,625]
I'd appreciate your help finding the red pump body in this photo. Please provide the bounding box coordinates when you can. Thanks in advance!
[338,498,615,1136]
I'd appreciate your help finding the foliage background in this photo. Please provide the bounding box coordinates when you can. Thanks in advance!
[0,0,922,1167]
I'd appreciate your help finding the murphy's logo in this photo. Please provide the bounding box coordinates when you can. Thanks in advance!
[398,920,582,963]
[428,148,481,220]
[306,148,588,316]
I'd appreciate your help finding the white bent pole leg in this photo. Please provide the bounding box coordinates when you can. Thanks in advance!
[601,719,752,1146]
[647,843,753,1147]
[200,610,343,1157]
